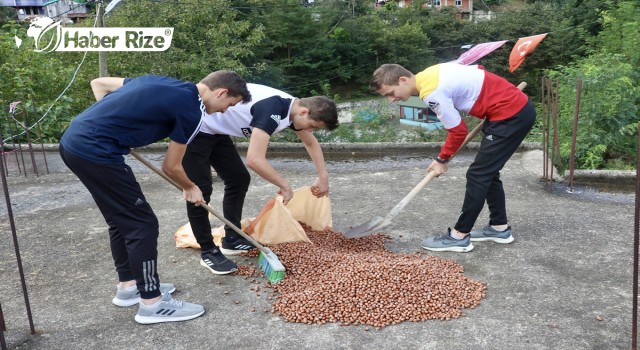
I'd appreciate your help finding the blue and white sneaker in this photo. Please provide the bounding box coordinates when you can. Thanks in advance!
[112,283,176,307]
[421,228,474,253]
[469,225,514,243]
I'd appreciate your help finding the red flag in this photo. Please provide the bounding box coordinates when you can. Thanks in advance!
[509,33,548,72]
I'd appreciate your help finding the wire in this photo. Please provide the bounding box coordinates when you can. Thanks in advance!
[50,1,93,20]
[2,2,100,143]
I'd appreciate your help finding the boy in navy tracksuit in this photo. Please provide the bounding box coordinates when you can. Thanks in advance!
[59,71,250,324]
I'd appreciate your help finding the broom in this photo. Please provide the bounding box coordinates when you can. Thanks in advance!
[129,149,286,284]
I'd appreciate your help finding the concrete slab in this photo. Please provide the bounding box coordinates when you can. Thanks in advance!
[0,145,635,350]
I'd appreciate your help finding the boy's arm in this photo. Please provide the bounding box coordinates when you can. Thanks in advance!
[246,128,294,204]
[295,129,329,197]
[162,141,204,205]
[90,77,125,101]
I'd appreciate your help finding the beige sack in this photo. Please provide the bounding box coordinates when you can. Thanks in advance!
[173,187,331,248]
[249,196,310,245]
[286,186,333,231]
[173,220,231,250]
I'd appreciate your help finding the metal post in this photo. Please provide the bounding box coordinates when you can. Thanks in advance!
[541,76,548,181]
[632,122,640,350]
[20,106,39,177]
[30,93,49,174]
[554,81,563,171]
[97,1,108,78]
[568,78,582,192]
[0,130,36,335]
[0,302,6,350]
[550,80,559,183]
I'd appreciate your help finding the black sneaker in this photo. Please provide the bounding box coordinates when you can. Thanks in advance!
[220,237,256,256]
[200,248,237,275]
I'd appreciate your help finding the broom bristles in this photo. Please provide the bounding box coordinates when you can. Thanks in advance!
[258,249,285,284]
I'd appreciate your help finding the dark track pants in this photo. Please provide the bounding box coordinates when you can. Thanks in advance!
[454,100,537,233]
[59,144,161,299]
[182,133,251,251]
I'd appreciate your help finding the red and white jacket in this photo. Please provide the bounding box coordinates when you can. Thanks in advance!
[415,63,528,160]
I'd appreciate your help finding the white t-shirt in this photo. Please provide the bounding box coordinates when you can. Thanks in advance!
[199,83,296,137]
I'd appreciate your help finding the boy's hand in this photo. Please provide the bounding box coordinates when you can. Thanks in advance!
[278,185,294,205]
[427,160,448,177]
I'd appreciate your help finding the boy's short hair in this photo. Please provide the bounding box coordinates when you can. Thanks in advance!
[369,64,413,91]
[298,96,339,131]
[200,70,252,103]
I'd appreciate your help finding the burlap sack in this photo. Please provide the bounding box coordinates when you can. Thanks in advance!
[248,195,310,245]
[174,218,238,249]
[173,187,331,248]
[286,186,333,231]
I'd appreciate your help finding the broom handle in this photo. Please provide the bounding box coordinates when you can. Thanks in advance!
[384,81,527,221]
[128,149,270,253]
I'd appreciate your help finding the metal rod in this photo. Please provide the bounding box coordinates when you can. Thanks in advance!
[550,79,558,184]
[542,76,549,181]
[632,122,640,350]
[0,101,8,178]
[30,93,49,174]
[568,78,582,192]
[0,302,6,350]
[553,80,563,172]
[21,107,39,177]
[2,96,22,175]
[12,114,28,177]
[0,130,36,335]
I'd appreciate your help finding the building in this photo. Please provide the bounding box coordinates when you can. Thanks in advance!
[375,0,494,21]
[398,96,443,130]
[1,0,88,23]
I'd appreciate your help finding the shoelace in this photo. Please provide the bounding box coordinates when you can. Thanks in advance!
[435,233,452,241]
[203,251,226,264]
[166,297,184,307]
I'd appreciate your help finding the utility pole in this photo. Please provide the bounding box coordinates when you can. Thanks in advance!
[97,0,108,77]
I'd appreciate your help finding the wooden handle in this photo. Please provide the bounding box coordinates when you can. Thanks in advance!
[382,81,527,222]
[128,149,270,253]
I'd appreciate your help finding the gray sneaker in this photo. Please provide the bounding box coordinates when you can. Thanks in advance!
[421,228,474,253]
[469,225,514,243]
[112,283,176,307]
[135,293,205,324]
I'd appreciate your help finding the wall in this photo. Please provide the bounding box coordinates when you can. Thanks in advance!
[336,99,398,124]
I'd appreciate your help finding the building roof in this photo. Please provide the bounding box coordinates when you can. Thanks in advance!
[397,96,428,109]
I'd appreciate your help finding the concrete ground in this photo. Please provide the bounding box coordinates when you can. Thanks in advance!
[0,143,636,350]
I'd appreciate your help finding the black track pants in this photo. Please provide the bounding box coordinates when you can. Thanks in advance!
[59,144,161,299]
[454,100,537,233]
[182,133,251,251]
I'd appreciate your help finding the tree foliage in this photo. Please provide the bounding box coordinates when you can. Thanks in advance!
[545,0,639,169]
[0,0,637,169]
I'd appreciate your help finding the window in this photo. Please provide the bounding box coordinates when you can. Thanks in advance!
[434,0,441,6]
[455,0,462,5]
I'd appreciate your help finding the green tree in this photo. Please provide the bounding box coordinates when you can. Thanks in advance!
[546,53,638,169]
[544,0,639,169]
[0,22,90,142]
[103,0,263,80]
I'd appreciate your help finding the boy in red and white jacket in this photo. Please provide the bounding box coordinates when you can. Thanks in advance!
[370,63,536,252]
